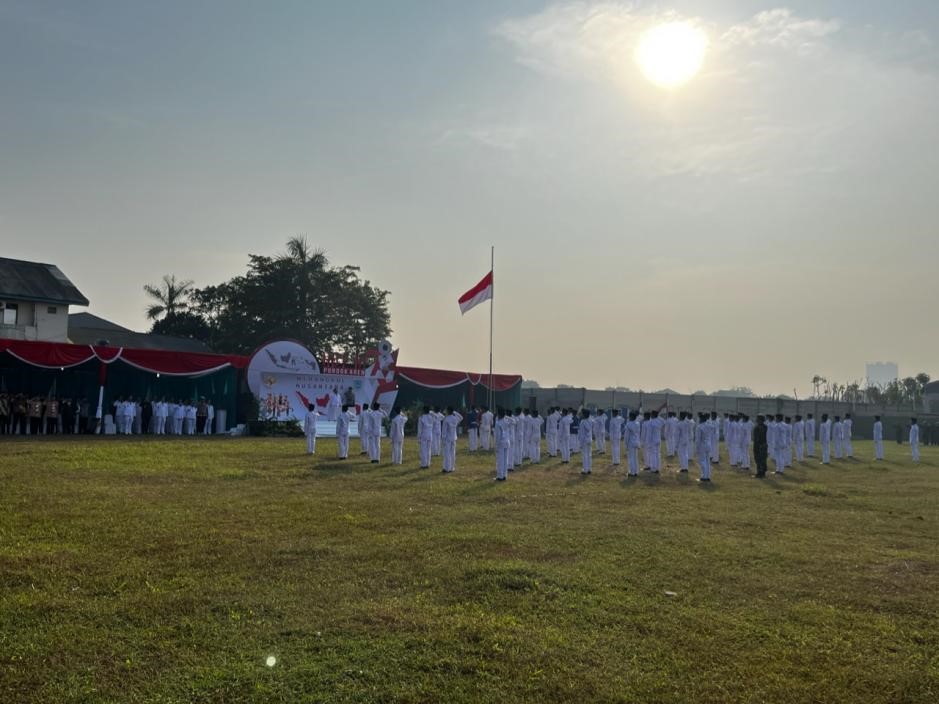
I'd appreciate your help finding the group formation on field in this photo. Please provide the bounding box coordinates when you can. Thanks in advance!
[304,404,924,481]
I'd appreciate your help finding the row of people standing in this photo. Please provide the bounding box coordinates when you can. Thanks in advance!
[0,394,93,435]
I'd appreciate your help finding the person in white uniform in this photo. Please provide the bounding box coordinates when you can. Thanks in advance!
[805,414,816,457]
[417,407,434,469]
[546,407,561,457]
[204,402,215,435]
[910,418,920,462]
[578,409,593,474]
[432,407,444,457]
[304,403,320,454]
[494,408,510,481]
[819,414,832,465]
[665,412,678,458]
[594,410,607,454]
[832,416,844,459]
[326,388,341,422]
[529,410,544,463]
[466,407,480,452]
[480,407,493,451]
[390,408,407,465]
[174,402,185,435]
[696,413,712,481]
[677,411,691,472]
[608,409,624,466]
[185,403,197,435]
[441,407,462,472]
[793,415,805,462]
[843,414,854,458]
[625,412,641,477]
[873,415,884,461]
[368,402,387,463]
[336,405,351,459]
[558,409,573,464]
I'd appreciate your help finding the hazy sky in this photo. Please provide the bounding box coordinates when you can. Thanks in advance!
[2,1,938,396]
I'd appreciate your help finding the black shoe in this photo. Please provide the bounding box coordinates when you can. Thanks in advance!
[495,477,506,481]
[680,469,688,473]
[371,460,378,464]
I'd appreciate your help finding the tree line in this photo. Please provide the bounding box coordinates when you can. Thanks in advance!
[144,237,392,359]
[810,374,932,406]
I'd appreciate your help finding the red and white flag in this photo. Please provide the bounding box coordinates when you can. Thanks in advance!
[458,270,493,315]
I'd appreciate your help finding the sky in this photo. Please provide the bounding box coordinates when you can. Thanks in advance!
[1,0,938,396]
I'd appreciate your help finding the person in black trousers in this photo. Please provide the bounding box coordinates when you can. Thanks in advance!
[753,414,768,478]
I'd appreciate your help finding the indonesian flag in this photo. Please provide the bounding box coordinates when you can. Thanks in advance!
[458,270,493,315]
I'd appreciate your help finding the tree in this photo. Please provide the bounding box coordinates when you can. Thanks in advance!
[521,380,541,389]
[811,375,826,399]
[915,372,931,395]
[189,237,392,357]
[150,311,211,341]
[144,275,195,321]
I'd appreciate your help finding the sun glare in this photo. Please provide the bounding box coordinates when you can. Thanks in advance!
[635,22,708,89]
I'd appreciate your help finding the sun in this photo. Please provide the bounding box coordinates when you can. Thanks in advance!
[635,21,708,89]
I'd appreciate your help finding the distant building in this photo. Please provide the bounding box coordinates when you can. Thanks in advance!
[68,312,212,353]
[866,362,899,388]
[0,257,89,342]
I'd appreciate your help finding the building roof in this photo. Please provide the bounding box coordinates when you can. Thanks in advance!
[0,257,89,307]
[68,313,213,353]
[924,380,939,395]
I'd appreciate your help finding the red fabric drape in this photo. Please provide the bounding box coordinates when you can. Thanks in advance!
[398,366,521,392]
[0,339,249,376]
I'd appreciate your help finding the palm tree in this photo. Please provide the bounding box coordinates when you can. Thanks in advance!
[279,236,329,332]
[915,372,931,396]
[811,375,826,399]
[144,274,195,321]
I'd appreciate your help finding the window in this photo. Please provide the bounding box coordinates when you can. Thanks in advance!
[2,303,17,326]
[47,306,57,315]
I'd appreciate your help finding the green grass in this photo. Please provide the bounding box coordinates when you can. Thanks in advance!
[1,437,937,703]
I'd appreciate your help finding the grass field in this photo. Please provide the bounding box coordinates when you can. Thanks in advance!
[1,436,937,703]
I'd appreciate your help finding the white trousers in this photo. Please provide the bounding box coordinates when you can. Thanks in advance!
[559,435,571,462]
[698,449,711,480]
[391,438,403,465]
[806,437,815,456]
[338,435,349,458]
[581,443,592,473]
[874,440,884,460]
[627,447,639,475]
[480,428,491,450]
[833,439,843,459]
[546,432,557,456]
[496,446,509,479]
[442,439,456,471]
[419,438,432,467]
[821,440,831,464]
[912,442,920,462]
[433,435,442,456]
[678,445,689,471]
[795,437,804,462]
[369,434,380,462]
[596,433,606,454]
[845,439,853,457]
[529,438,541,463]
[610,437,621,465]
[468,428,478,451]
[306,433,317,454]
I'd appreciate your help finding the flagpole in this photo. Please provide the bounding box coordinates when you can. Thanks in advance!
[489,245,494,413]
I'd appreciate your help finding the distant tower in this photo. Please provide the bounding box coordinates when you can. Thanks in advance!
[866,362,898,388]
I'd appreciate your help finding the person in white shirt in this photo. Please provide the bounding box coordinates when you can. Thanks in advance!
[513,409,524,467]
[185,403,197,435]
[174,402,185,435]
[843,414,854,458]
[326,387,342,422]
[432,407,444,457]
[594,410,607,455]
[832,416,844,459]
[873,415,884,461]
[805,414,816,457]
[528,410,544,463]
[740,415,753,471]
[504,411,517,470]
[608,409,624,466]
[665,412,678,458]
[793,415,805,463]
[113,397,125,435]
[558,409,573,464]
[676,411,692,473]
[910,418,920,462]
[494,408,510,481]
[417,407,434,469]
[479,407,493,451]
[204,402,215,435]
[578,409,593,475]
[368,402,387,463]
[783,417,793,468]
[546,407,561,457]
[696,413,712,482]
[441,407,463,472]
[390,408,407,465]
[709,412,720,464]
[819,414,832,465]
[303,403,320,454]
[359,407,371,457]
[336,405,351,459]
[625,412,641,477]
[519,409,531,461]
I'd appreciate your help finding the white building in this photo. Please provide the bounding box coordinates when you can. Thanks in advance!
[866,362,899,389]
[0,257,89,342]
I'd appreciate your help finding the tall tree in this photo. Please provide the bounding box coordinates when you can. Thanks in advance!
[144,275,195,321]
[189,238,391,357]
